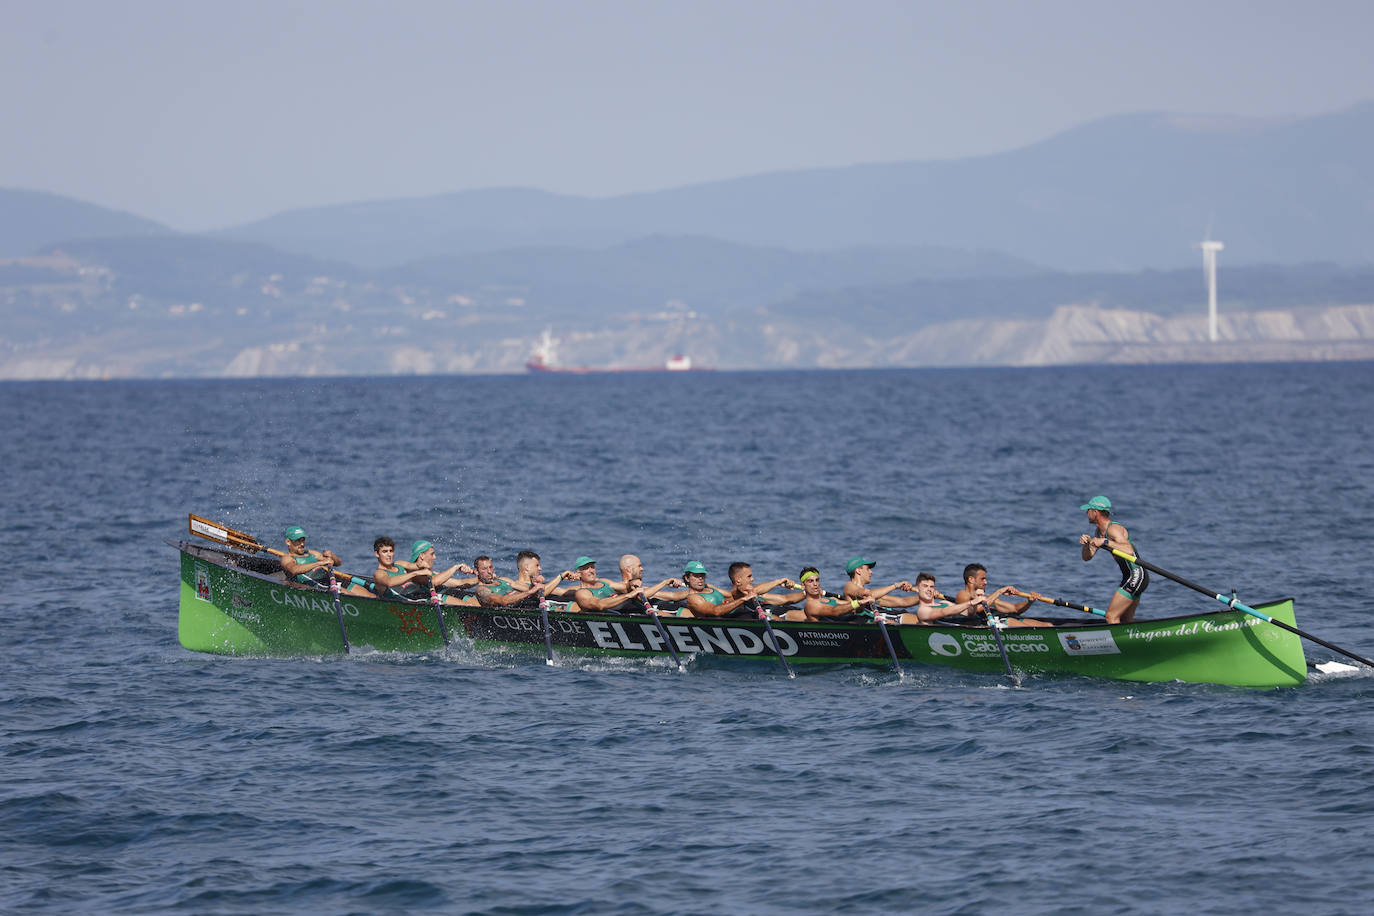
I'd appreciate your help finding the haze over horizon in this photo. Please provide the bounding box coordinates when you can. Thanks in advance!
[5,0,1374,233]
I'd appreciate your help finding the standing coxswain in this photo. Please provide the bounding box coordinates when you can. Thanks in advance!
[1078,495,1148,624]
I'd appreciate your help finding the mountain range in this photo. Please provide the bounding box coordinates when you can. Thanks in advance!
[4,102,1374,274]
[3,103,1373,378]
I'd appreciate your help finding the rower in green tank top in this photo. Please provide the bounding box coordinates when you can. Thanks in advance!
[279,525,372,596]
[370,535,433,599]
[680,560,783,619]
[472,554,545,608]
[400,540,480,606]
[565,557,647,613]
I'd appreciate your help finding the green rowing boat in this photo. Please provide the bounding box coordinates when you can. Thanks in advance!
[175,541,1309,687]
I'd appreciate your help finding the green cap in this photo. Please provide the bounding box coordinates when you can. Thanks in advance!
[846,556,875,575]
[1079,496,1112,512]
[575,556,596,569]
[683,560,707,575]
[411,539,434,562]
[284,525,306,541]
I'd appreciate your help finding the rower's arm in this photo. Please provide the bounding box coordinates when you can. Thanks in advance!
[476,585,539,607]
[867,581,906,601]
[642,578,680,599]
[575,588,644,612]
[806,596,869,619]
[429,564,464,587]
[917,600,978,624]
[281,554,328,576]
[375,567,429,588]
[686,592,754,617]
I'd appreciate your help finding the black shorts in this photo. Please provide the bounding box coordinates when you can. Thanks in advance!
[1117,565,1150,601]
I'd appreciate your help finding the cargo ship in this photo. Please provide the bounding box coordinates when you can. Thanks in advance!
[524,329,706,374]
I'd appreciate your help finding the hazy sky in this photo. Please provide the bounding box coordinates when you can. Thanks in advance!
[4,0,1372,231]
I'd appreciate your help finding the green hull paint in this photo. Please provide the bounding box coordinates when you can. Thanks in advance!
[176,544,1307,687]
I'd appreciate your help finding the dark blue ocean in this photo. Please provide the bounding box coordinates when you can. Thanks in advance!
[4,364,1374,914]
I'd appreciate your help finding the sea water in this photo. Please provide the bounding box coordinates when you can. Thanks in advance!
[2,364,1373,913]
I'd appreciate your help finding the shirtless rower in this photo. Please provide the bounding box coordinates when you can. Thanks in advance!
[279,525,371,596]
[472,554,548,608]
[955,563,1050,627]
[680,561,772,619]
[1078,495,1148,624]
[840,557,914,606]
[602,554,682,613]
[371,535,435,599]
[727,562,801,615]
[890,573,1002,625]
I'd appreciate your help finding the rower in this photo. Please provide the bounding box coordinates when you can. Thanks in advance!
[680,561,766,618]
[409,540,480,605]
[954,563,1050,627]
[1078,495,1148,624]
[279,525,371,595]
[566,557,652,613]
[726,562,800,617]
[840,557,914,606]
[889,573,994,625]
[797,567,872,621]
[472,554,547,608]
[371,535,434,599]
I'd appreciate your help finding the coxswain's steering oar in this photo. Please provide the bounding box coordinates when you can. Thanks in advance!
[642,595,684,671]
[754,599,795,679]
[326,568,352,653]
[1105,547,1374,670]
[1009,589,1107,619]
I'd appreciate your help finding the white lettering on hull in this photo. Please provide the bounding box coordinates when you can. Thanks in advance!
[267,587,361,617]
[587,621,797,656]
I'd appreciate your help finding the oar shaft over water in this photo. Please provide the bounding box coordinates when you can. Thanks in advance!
[1107,548,1374,670]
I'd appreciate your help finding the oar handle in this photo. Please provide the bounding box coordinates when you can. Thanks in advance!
[1009,589,1106,617]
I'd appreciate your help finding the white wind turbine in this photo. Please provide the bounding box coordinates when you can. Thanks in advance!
[1195,237,1225,342]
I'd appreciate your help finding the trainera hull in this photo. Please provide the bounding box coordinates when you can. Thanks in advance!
[176,544,1307,687]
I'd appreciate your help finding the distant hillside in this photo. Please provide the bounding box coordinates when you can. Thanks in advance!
[25,233,1037,321]
[380,235,1042,314]
[214,103,1374,271]
[0,189,171,258]
[39,235,360,304]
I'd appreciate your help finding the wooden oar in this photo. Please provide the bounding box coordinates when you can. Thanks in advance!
[189,514,357,651]
[1105,547,1374,670]
[187,514,368,580]
[642,595,684,671]
[1010,589,1107,618]
[753,599,795,678]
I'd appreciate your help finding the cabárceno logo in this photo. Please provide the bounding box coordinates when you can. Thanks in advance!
[928,632,962,656]
[930,632,1049,657]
